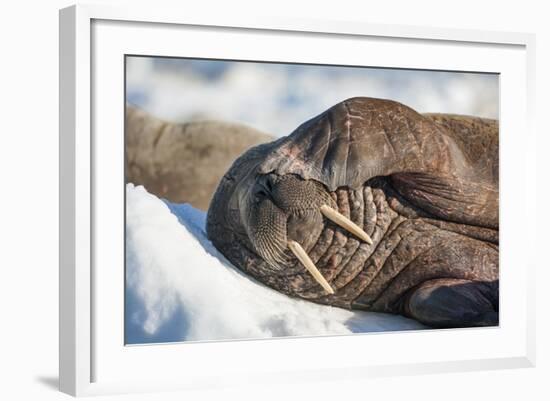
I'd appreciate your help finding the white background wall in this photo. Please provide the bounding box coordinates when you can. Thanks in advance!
[0,0,547,400]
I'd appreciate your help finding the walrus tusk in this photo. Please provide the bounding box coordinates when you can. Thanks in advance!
[288,240,335,295]
[320,205,373,245]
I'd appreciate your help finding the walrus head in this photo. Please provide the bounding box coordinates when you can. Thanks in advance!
[206,97,499,301]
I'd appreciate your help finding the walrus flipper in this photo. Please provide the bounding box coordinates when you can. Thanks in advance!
[403,278,499,328]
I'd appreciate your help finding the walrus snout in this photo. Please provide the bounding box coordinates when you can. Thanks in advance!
[243,173,373,293]
[241,173,321,272]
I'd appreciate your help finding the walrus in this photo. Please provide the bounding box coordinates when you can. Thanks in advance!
[206,97,499,328]
[125,105,273,210]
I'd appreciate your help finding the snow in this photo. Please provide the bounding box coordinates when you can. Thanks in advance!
[125,184,426,344]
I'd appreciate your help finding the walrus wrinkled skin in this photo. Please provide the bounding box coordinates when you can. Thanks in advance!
[206,97,499,328]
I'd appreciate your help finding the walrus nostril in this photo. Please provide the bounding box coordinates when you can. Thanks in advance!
[265,175,275,191]
[253,189,268,202]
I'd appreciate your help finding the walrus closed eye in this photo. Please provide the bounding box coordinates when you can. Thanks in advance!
[207,97,499,328]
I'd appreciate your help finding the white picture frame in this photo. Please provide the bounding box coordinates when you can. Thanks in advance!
[59,4,536,397]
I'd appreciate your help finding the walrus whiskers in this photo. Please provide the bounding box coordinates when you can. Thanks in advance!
[320,205,373,244]
[287,240,334,295]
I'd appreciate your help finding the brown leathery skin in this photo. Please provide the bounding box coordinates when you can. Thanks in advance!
[206,97,499,327]
[425,113,499,184]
